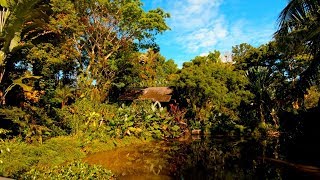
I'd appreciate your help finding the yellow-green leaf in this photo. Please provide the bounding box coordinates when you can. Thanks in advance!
[9,32,21,52]
[0,51,5,65]
[12,75,42,92]
[0,0,8,7]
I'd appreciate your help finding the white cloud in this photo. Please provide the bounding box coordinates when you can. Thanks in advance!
[215,20,276,52]
[199,52,209,57]
[145,0,279,64]
[177,18,228,52]
[169,0,222,29]
[167,0,227,53]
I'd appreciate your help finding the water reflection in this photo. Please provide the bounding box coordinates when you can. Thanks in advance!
[84,136,320,179]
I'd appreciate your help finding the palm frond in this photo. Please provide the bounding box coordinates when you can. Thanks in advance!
[2,0,42,52]
[275,0,320,99]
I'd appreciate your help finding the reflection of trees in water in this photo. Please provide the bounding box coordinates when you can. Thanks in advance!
[86,137,318,179]
[170,137,284,179]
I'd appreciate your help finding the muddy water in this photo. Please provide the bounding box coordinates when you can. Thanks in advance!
[84,141,174,179]
[85,136,320,179]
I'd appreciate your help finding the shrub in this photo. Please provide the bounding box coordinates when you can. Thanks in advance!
[0,140,37,177]
[21,161,114,180]
[58,99,183,139]
[0,136,85,178]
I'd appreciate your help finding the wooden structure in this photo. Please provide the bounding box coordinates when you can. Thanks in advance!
[119,87,173,103]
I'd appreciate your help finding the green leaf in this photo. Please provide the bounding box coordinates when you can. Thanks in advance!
[171,125,180,131]
[146,114,153,120]
[0,0,8,7]
[9,32,21,52]
[127,115,134,122]
[127,121,134,127]
[12,75,42,92]
[153,124,160,129]
[0,51,5,65]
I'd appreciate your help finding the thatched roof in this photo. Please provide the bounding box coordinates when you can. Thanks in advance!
[119,87,173,102]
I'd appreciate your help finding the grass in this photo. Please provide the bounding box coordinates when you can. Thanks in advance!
[0,133,150,178]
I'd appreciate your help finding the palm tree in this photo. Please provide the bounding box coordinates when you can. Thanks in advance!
[246,66,275,124]
[0,0,42,84]
[0,0,47,105]
[54,86,74,108]
[275,0,320,98]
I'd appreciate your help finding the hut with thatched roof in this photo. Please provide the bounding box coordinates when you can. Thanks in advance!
[119,87,174,103]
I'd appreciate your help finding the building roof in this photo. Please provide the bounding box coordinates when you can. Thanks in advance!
[119,87,173,102]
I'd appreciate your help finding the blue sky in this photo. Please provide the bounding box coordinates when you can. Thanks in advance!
[141,0,287,67]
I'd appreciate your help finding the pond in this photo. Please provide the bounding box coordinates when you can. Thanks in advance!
[84,135,320,179]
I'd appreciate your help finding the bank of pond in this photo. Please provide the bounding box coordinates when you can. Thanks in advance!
[1,133,320,179]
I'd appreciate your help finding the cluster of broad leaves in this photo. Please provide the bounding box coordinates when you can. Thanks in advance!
[58,99,183,139]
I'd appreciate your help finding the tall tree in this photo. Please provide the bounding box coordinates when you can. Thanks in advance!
[73,0,170,102]
[27,0,82,86]
[0,0,51,104]
[175,51,251,122]
[0,0,44,82]
[233,42,311,110]
[246,66,276,125]
[275,0,320,98]
[128,49,178,87]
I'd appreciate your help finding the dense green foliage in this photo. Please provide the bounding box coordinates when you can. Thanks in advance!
[174,51,252,133]
[125,49,179,87]
[275,0,320,98]
[58,99,183,139]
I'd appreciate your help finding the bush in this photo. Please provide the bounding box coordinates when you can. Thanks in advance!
[304,86,320,109]
[21,161,114,180]
[0,106,65,143]
[36,136,85,166]
[58,99,183,139]
[0,140,37,177]
[0,136,85,178]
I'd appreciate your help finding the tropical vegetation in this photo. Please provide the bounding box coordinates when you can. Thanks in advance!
[0,0,319,178]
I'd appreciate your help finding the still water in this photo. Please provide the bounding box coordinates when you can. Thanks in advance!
[85,136,320,179]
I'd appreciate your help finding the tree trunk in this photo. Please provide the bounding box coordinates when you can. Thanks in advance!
[259,103,265,123]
